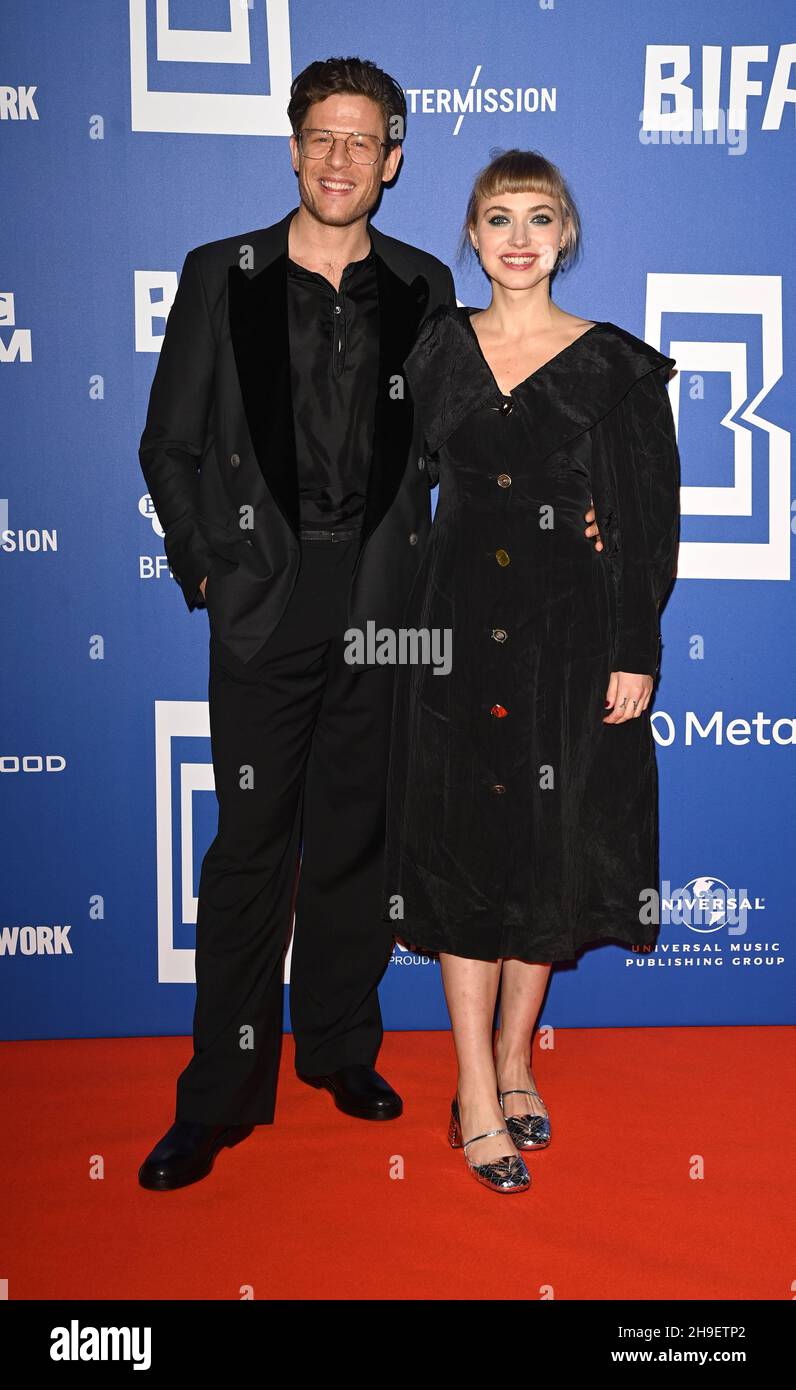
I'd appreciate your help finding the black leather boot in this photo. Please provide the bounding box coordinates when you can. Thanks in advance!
[297,1063,403,1120]
[138,1120,254,1191]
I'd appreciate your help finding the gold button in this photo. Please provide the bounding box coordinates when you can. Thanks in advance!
[495,549,510,566]
[497,473,512,488]
[491,628,507,642]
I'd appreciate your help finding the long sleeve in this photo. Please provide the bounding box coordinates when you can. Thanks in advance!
[598,364,681,676]
[138,248,217,613]
[416,270,457,488]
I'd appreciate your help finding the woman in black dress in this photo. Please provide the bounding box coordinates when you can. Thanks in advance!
[383,150,681,1194]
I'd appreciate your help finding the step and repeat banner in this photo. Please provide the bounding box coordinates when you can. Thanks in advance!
[2,0,793,1040]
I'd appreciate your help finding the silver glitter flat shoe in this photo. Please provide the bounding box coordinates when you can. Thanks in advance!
[448,1097,530,1193]
[499,1087,551,1151]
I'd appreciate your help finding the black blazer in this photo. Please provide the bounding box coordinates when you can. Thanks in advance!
[139,207,456,664]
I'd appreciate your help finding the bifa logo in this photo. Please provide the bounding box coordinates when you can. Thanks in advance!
[129,0,293,136]
[153,701,297,984]
[645,272,790,580]
[642,45,796,132]
[0,292,32,363]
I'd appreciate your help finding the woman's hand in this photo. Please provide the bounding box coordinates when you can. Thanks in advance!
[583,498,603,551]
[603,671,653,723]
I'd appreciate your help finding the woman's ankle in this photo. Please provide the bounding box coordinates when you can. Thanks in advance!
[494,1047,533,1077]
[456,1077,501,1107]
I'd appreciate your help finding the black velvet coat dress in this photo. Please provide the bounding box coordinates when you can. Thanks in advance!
[382,305,681,962]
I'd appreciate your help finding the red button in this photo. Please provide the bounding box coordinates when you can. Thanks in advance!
[490,704,508,718]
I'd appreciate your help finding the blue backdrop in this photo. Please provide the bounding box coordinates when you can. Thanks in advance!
[2,0,793,1040]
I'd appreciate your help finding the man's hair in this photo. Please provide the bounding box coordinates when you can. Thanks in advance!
[287,56,407,150]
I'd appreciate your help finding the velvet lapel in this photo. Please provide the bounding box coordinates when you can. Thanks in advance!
[360,250,430,545]
[227,211,431,545]
[227,213,300,537]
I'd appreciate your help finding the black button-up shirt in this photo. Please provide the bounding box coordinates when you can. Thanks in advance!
[286,244,379,531]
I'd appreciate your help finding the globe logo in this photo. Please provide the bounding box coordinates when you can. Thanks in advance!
[667,877,735,934]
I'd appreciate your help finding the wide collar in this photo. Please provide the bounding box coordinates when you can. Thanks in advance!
[404,305,676,458]
[227,207,430,543]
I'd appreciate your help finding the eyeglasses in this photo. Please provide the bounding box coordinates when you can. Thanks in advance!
[297,127,386,166]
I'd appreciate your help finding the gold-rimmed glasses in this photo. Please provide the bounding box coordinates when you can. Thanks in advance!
[296,127,386,165]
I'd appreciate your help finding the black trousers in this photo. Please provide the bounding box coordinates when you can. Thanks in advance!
[175,537,397,1125]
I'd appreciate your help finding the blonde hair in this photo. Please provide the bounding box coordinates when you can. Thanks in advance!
[458,148,582,274]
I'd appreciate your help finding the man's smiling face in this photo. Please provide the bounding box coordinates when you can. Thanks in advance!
[290,92,402,228]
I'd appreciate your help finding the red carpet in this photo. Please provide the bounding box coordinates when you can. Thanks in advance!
[2,1027,793,1301]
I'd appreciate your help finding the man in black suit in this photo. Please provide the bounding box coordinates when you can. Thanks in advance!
[137,56,601,1190]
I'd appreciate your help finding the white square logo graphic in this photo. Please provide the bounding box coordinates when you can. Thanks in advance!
[130,0,293,135]
[134,269,178,352]
[646,273,790,581]
[154,700,295,984]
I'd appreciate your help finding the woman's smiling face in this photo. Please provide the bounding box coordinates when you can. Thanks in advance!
[470,190,565,288]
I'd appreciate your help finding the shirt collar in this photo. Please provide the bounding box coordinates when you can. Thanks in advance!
[286,238,374,282]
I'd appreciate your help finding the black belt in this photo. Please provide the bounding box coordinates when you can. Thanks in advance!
[299,527,361,542]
